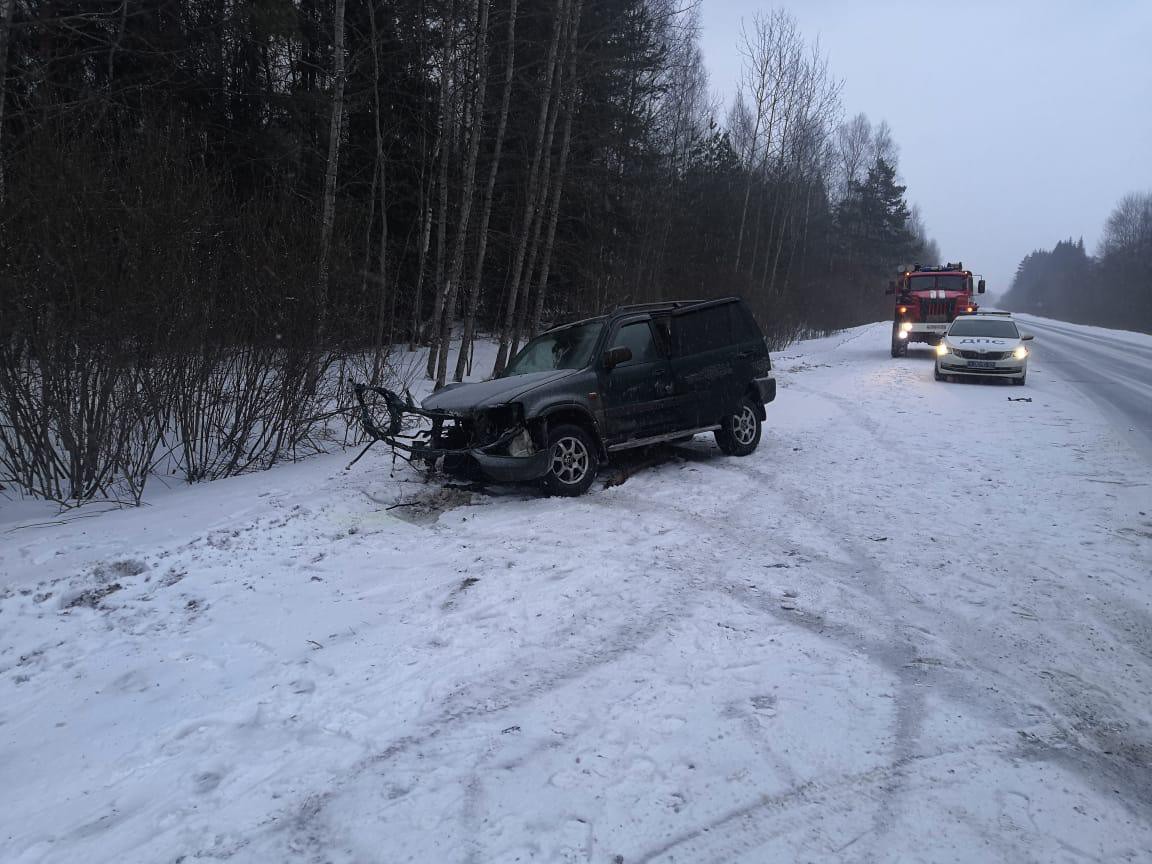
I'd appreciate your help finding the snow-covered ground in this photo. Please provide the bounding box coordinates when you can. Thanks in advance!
[2,322,1150,863]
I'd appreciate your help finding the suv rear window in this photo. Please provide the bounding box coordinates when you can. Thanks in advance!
[731,303,763,342]
[673,304,732,356]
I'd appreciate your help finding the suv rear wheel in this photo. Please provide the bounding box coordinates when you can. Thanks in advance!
[542,424,598,496]
[715,397,761,457]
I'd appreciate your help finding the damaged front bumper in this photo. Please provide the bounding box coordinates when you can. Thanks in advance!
[353,384,551,482]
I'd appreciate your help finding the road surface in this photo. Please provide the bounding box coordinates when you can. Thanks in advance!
[1018,313,1152,460]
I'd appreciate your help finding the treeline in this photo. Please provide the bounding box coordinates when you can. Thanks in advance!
[0,1,933,503]
[1002,192,1152,331]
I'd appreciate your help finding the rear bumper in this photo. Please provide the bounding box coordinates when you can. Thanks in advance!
[754,375,777,404]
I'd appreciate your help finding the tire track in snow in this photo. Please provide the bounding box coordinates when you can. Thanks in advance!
[774,376,1152,825]
[632,735,1010,864]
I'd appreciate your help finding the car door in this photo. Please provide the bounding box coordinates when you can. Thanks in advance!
[599,317,677,444]
[669,302,739,429]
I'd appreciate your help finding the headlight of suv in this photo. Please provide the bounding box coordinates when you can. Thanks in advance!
[506,428,535,457]
[1012,345,1028,360]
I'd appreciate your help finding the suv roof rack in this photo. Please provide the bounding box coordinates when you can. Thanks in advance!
[611,299,715,313]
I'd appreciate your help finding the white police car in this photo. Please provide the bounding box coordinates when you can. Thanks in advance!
[935,313,1033,385]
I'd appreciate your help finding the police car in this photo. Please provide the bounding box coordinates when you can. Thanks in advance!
[934,312,1033,385]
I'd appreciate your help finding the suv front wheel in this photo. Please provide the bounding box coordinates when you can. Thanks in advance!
[542,424,598,496]
[715,397,762,457]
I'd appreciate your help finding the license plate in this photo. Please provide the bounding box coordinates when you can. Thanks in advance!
[969,360,996,369]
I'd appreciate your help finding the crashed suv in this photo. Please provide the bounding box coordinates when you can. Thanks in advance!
[357,298,776,496]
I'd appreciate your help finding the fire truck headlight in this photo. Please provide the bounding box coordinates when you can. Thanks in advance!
[899,321,913,333]
[1013,345,1028,360]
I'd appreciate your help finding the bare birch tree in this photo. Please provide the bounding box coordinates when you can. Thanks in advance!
[491,0,568,375]
[528,0,585,337]
[369,1,392,382]
[454,0,520,382]
[0,0,16,205]
[508,1,571,359]
[431,0,491,388]
[315,0,348,341]
[424,0,458,356]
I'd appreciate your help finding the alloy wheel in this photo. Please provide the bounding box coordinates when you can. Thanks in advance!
[550,436,590,486]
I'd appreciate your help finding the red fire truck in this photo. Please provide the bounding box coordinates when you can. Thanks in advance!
[886,263,985,357]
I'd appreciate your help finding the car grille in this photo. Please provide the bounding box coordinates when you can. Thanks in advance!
[958,350,1010,360]
[919,298,956,323]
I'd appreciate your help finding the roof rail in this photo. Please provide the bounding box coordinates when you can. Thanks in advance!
[611,299,715,313]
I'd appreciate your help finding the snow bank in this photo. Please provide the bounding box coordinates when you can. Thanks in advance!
[2,323,1150,862]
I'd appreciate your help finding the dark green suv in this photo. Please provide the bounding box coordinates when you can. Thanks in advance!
[357,298,776,496]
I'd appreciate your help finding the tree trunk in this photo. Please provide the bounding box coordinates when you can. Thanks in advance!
[433,0,491,389]
[528,0,583,337]
[508,12,569,358]
[315,0,347,343]
[491,0,567,375]
[455,0,520,383]
[408,168,435,349]
[424,0,457,370]
[369,1,391,383]
[0,0,17,205]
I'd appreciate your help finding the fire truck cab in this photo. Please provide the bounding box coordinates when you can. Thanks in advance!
[886,263,986,357]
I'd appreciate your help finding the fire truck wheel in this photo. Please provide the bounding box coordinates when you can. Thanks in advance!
[716,397,762,457]
[890,340,907,358]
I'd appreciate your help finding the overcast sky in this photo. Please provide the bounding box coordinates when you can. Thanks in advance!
[697,0,1152,294]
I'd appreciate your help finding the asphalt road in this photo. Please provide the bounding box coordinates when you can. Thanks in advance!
[1017,314,1152,460]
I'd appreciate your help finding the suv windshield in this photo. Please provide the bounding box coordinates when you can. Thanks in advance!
[502,321,604,377]
[948,318,1020,338]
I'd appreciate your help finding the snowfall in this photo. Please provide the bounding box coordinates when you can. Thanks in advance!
[2,320,1150,864]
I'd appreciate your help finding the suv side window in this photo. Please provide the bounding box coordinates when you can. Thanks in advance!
[612,321,661,366]
[673,304,732,356]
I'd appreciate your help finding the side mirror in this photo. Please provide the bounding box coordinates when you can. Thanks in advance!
[602,346,633,369]
[977,279,986,294]
[886,280,897,295]
[1021,333,1034,341]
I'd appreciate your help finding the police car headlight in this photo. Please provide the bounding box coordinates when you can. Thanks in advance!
[1012,346,1028,360]
[936,342,949,356]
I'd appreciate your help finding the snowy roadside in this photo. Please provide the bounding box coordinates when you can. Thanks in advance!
[1,323,1150,863]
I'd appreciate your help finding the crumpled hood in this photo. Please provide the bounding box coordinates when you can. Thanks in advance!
[422,369,577,413]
